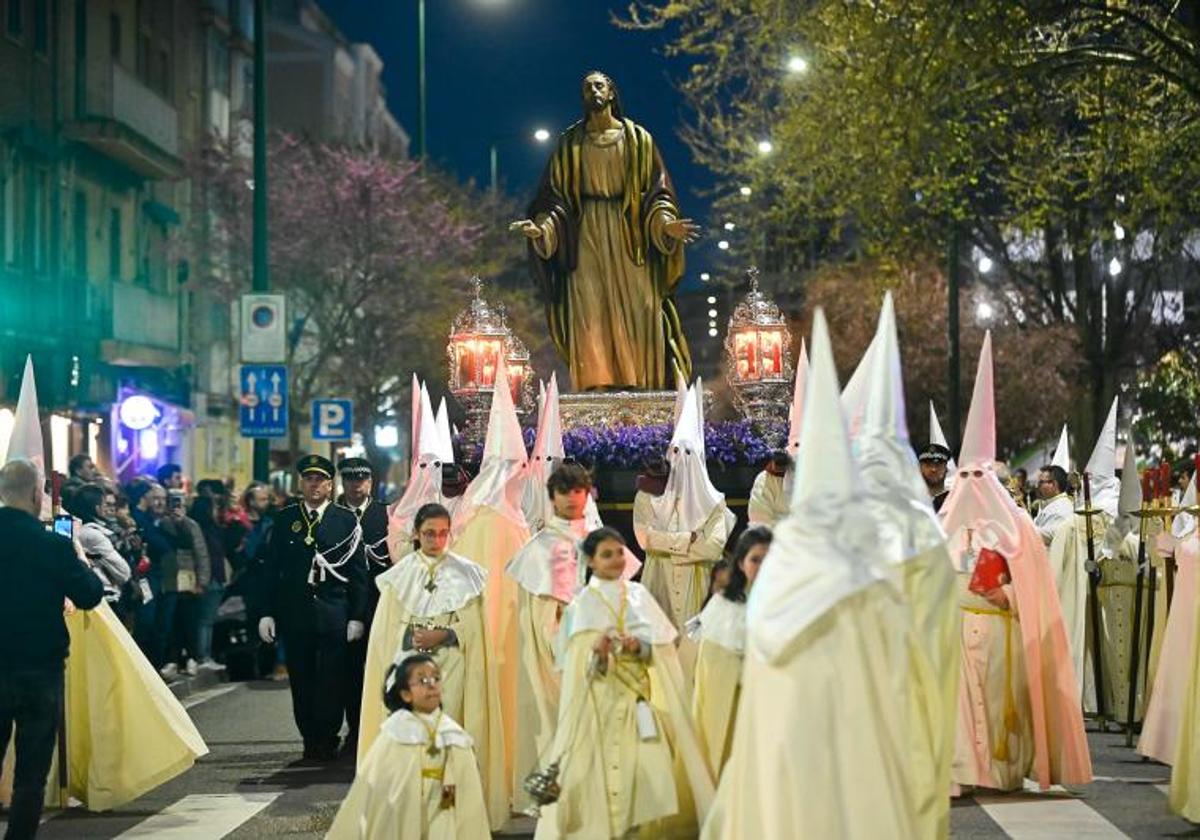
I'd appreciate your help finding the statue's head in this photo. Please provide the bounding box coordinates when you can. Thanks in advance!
[580,71,623,119]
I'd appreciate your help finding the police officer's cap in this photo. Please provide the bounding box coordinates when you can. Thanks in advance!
[917,443,952,464]
[296,454,335,478]
[337,457,374,480]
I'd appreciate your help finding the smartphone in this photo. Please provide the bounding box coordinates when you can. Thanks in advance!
[167,489,186,512]
[53,514,74,539]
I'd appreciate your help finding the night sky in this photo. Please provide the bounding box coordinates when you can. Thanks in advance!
[325,0,718,287]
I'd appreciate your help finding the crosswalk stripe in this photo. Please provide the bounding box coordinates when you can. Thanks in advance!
[113,792,279,839]
[974,794,1129,838]
[182,683,239,709]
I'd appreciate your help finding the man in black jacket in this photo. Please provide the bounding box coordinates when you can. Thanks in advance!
[257,455,367,762]
[0,459,103,839]
[335,457,389,757]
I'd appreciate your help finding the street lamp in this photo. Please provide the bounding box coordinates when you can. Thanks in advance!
[717,240,730,251]
[700,272,711,281]
[490,127,552,196]
[786,55,808,74]
[977,255,993,274]
[739,186,753,197]
[723,221,736,231]
[1109,257,1123,276]
[757,139,774,155]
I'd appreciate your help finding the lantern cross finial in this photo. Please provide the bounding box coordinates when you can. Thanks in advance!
[746,265,760,293]
[469,274,484,300]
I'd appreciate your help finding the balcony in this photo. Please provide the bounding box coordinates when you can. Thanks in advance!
[66,65,182,180]
[100,282,181,368]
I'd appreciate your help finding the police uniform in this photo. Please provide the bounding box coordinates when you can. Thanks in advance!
[918,443,952,513]
[263,455,368,761]
[335,457,390,753]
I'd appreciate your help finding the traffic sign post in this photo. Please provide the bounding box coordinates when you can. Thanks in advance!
[312,399,353,441]
[240,365,289,438]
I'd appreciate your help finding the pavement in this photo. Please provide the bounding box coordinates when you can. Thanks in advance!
[6,681,1200,838]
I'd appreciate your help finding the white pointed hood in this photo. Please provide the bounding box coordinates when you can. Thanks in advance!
[433,398,454,464]
[522,373,568,529]
[388,385,448,546]
[1172,473,1196,540]
[929,400,958,481]
[785,341,809,455]
[939,332,1023,570]
[650,383,727,533]
[1085,397,1120,517]
[5,356,44,474]
[748,308,891,664]
[671,363,688,428]
[408,373,422,469]
[455,356,528,532]
[1113,436,1141,539]
[1051,425,1071,472]
[853,293,946,559]
[841,332,877,440]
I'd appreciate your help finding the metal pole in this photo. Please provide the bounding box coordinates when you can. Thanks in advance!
[947,225,962,451]
[490,143,498,197]
[252,0,270,483]
[417,0,427,162]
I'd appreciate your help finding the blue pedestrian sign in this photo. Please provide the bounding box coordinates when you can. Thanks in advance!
[239,365,288,438]
[312,399,353,441]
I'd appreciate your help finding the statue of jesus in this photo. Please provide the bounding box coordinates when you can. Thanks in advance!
[512,71,700,391]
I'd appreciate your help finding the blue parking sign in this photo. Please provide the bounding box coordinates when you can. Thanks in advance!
[312,399,353,441]
[239,365,288,438]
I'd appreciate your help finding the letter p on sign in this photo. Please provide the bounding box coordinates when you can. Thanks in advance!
[312,399,353,441]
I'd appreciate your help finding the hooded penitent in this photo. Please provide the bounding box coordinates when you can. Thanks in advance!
[940,332,1091,792]
[520,373,602,533]
[650,383,734,536]
[387,381,454,558]
[703,309,921,839]
[1085,397,1120,518]
[1051,425,1071,472]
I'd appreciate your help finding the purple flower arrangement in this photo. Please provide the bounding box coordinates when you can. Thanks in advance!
[456,419,785,471]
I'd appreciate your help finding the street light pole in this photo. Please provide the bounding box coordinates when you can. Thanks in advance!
[489,142,498,196]
[252,0,270,482]
[417,0,427,163]
[947,224,962,453]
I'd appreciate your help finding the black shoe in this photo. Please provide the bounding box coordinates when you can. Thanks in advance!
[302,740,317,760]
[312,740,340,763]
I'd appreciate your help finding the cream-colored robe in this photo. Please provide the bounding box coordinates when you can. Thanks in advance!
[1141,538,1198,764]
[534,579,713,840]
[1033,493,1074,546]
[688,596,745,779]
[330,710,489,840]
[1048,511,1108,702]
[633,492,730,629]
[1168,539,1200,822]
[746,471,787,527]
[358,551,508,831]
[702,584,921,839]
[454,505,531,808]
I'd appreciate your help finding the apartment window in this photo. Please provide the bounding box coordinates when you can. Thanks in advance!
[33,0,46,54]
[209,30,229,91]
[109,12,120,61]
[6,0,22,39]
[108,207,121,281]
[73,191,87,277]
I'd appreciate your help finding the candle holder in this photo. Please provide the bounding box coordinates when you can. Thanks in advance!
[724,266,794,423]
[448,276,523,442]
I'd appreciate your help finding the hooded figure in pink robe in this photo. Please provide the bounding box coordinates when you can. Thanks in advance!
[940,332,1091,792]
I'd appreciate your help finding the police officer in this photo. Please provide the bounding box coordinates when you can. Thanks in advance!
[258,455,367,762]
[335,457,389,756]
[917,443,953,513]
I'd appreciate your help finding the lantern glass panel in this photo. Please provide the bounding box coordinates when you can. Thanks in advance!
[733,329,758,382]
[758,328,783,377]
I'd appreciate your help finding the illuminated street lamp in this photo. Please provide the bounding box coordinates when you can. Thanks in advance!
[725,266,793,422]
[757,139,774,155]
[787,55,808,74]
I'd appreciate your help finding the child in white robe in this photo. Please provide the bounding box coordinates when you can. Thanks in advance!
[533,527,712,839]
[329,653,489,839]
[688,526,770,778]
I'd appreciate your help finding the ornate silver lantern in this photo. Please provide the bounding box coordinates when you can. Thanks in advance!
[448,276,513,442]
[724,266,794,422]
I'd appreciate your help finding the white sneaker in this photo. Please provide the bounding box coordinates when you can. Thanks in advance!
[198,659,225,671]
[160,663,179,679]
[185,658,199,676]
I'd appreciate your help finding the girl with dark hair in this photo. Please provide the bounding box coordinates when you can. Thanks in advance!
[537,526,713,837]
[328,652,489,839]
[65,483,132,602]
[689,525,772,777]
[356,503,507,830]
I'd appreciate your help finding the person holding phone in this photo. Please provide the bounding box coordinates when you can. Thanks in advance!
[64,484,132,603]
[0,459,103,839]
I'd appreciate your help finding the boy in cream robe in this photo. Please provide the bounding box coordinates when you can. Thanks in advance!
[634,383,734,632]
[359,503,508,830]
[534,527,712,840]
[940,333,1091,793]
[703,310,922,839]
[521,374,603,534]
[331,653,489,840]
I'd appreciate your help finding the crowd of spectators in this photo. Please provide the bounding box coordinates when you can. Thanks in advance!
[60,455,296,682]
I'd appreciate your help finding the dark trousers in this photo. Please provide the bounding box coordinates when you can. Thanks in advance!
[0,668,63,840]
[343,594,377,747]
[133,575,178,668]
[281,597,349,751]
